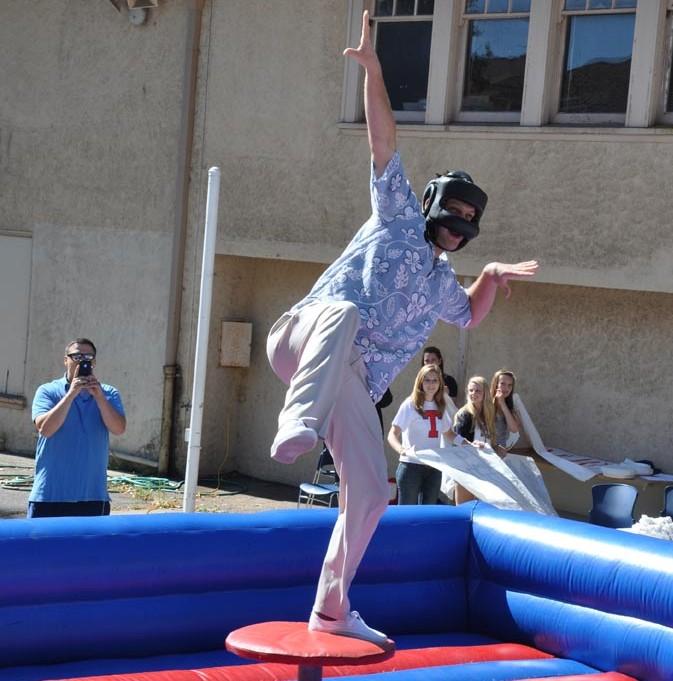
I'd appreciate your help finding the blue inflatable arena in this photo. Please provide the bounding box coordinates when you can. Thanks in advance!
[1,503,672,681]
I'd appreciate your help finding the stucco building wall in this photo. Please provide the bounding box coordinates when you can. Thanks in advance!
[2,0,671,485]
[180,0,673,480]
[0,1,195,459]
[191,255,673,480]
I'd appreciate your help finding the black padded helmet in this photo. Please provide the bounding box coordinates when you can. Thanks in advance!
[422,170,488,252]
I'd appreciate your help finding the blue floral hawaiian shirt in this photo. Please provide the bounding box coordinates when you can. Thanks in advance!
[293,151,471,402]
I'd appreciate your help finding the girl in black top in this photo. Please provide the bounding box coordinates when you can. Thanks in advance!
[452,376,495,504]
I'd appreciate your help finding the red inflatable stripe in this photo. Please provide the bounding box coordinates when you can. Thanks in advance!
[61,643,551,681]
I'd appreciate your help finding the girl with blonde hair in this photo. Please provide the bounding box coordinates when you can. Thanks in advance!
[452,376,495,504]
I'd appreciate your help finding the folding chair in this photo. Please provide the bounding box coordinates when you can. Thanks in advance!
[589,483,638,529]
[661,485,673,520]
[297,445,339,509]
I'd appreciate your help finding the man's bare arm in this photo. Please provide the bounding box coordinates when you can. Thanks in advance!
[88,380,126,436]
[466,261,539,328]
[343,10,396,176]
[34,380,86,437]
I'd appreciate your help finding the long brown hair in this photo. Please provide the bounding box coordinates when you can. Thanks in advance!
[490,369,516,412]
[411,364,447,415]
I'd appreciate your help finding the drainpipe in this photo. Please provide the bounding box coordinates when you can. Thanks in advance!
[157,364,178,474]
[158,0,205,475]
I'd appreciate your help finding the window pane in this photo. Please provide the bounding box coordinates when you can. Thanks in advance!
[465,0,486,14]
[564,0,586,9]
[614,0,637,7]
[417,0,435,14]
[511,0,531,11]
[375,0,393,16]
[588,0,612,9]
[396,0,415,15]
[559,14,635,113]
[488,0,509,12]
[376,21,432,113]
[462,18,529,112]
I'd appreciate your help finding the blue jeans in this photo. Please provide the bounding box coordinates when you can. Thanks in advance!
[396,462,442,505]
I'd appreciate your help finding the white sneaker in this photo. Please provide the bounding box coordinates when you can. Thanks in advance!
[308,611,392,649]
[270,420,318,464]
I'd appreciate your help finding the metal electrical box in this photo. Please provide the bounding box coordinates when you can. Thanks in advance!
[219,321,252,367]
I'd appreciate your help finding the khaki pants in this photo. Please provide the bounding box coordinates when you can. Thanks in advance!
[266,301,389,619]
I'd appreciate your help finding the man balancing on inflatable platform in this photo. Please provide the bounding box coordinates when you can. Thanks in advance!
[266,10,538,649]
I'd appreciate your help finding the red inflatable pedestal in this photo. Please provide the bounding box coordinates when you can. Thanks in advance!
[225,621,395,681]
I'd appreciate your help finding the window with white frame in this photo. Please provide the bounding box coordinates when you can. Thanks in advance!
[554,0,637,123]
[371,0,435,121]
[343,0,670,128]
[457,0,531,122]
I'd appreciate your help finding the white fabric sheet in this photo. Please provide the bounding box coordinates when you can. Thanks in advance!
[405,444,557,515]
[513,393,598,482]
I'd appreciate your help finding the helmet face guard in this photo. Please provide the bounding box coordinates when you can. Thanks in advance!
[422,171,488,252]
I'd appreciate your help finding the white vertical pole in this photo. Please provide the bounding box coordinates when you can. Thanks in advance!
[183,166,221,513]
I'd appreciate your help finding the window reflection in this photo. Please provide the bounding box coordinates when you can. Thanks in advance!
[376,21,432,113]
[396,0,415,15]
[465,0,530,11]
[462,19,529,112]
[465,0,486,13]
[588,0,612,9]
[375,0,393,17]
[564,0,637,7]
[488,0,509,12]
[559,14,635,113]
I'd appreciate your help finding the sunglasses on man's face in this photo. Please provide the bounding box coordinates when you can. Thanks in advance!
[67,353,95,362]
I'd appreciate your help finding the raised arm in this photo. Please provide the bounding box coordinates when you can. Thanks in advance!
[88,379,126,436]
[35,386,81,438]
[495,392,521,434]
[466,261,539,328]
[344,10,396,176]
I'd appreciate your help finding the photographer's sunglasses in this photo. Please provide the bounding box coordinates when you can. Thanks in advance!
[67,353,95,361]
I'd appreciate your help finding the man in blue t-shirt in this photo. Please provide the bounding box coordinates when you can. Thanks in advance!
[266,11,538,646]
[28,338,126,518]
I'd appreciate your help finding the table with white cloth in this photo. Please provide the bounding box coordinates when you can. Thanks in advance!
[517,447,673,520]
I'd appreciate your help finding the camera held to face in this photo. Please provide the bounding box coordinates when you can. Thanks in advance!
[78,359,93,377]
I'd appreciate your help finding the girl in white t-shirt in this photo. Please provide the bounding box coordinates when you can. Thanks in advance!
[388,364,465,505]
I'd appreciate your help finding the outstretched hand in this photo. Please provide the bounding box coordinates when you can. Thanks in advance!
[466,260,539,328]
[484,260,539,299]
[343,10,377,69]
